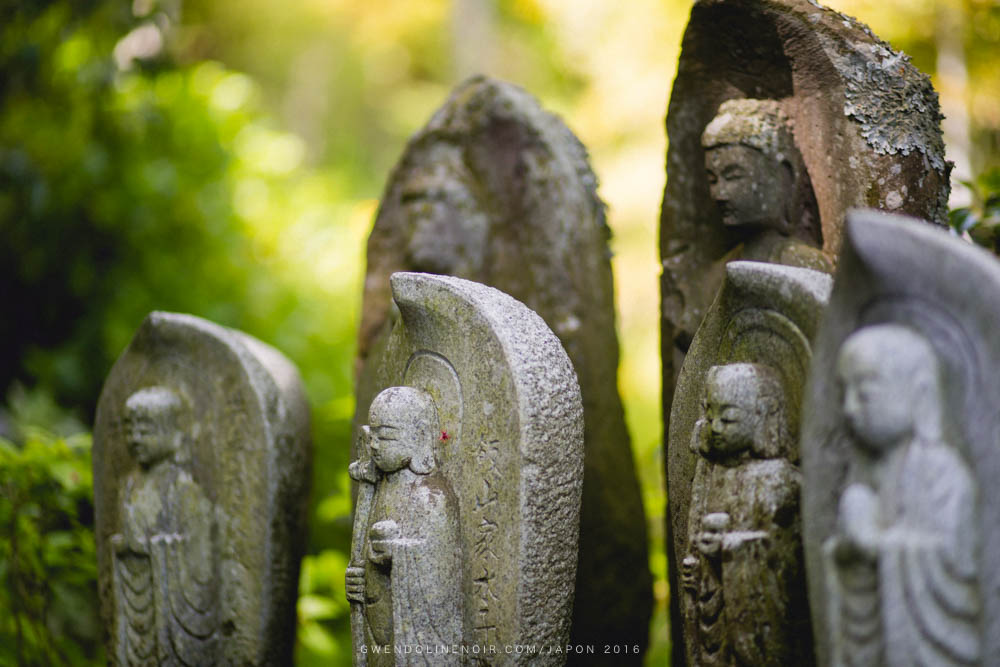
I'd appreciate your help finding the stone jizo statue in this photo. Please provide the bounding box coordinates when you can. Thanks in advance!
[825,324,979,666]
[113,386,218,665]
[94,311,312,665]
[682,363,805,666]
[702,98,829,273]
[349,272,583,666]
[346,386,462,664]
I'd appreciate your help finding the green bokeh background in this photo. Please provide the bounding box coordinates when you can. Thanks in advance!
[1,0,997,664]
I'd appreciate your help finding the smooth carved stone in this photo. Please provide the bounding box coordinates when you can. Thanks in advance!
[349,272,584,666]
[802,210,1000,667]
[93,312,312,666]
[356,75,651,657]
[668,261,832,667]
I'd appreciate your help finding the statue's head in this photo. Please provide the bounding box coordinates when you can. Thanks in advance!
[368,386,440,474]
[702,363,791,460]
[837,324,943,454]
[396,140,489,278]
[701,99,806,234]
[123,386,183,469]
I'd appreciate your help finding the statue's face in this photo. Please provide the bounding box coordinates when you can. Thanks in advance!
[705,144,789,229]
[837,346,913,452]
[124,410,175,468]
[702,378,758,456]
[399,155,488,277]
[368,419,413,473]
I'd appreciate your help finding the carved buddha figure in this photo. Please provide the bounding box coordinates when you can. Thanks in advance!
[345,386,462,665]
[827,325,980,667]
[682,363,808,666]
[112,386,218,666]
[702,98,830,273]
[398,142,489,278]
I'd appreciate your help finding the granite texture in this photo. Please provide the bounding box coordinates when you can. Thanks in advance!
[350,272,584,666]
[93,311,312,666]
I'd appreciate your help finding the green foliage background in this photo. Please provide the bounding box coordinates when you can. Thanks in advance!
[1,1,997,665]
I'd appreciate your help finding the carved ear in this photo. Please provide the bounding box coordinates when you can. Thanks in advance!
[410,450,435,475]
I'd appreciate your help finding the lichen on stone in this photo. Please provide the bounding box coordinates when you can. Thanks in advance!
[837,42,947,172]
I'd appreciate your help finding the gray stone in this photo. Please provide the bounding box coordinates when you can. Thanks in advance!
[348,272,584,665]
[802,209,1000,667]
[93,311,312,666]
[357,75,651,657]
[668,261,831,666]
[660,4,950,657]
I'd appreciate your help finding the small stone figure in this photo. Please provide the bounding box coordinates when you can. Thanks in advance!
[701,98,830,273]
[825,325,979,667]
[112,386,218,666]
[682,363,807,666]
[346,386,462,665]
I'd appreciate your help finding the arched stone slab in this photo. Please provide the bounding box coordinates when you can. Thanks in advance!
[668,261,831,666]
[350,272,583,665]
[802,210,1000,666]
[93,311,311,666]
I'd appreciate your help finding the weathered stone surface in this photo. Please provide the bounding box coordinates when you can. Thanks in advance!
[93,311,312,666]
[350,272,583,665]
[357,75,651,657]
[802,209,1000,667]
[668,261,831,666]
[660,3,950,657]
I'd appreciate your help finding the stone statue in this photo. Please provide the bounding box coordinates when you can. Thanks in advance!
[701,98,829,273]
[94,312,312,665]
[346,386,462,665]
[112,386,218,665]
[825,325,979,666]
[350,272,583,665]
[680,363,806,666]
[357,76,651,659]
[800,210,1000,666]
[668,261,830,667]
[662,7,951,661]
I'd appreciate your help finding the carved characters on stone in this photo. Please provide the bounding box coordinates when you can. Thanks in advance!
[681,363,804,666]
[346,387,462,665]
[701,99,829,272]
[94,312,312,665]
[349,272,583,665]
[112,386,219,665]
[824,325,979,666]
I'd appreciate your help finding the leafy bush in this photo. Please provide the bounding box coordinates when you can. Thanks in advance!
[0,386,101,665]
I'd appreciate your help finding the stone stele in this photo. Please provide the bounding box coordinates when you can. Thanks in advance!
[659,0,951,550]
[348,272,584,666]
[668,261,831,666]
[93,311,312,666]
[802,209,1000,667]
[356,75,651,658]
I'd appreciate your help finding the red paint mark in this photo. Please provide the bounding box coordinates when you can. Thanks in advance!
[439,430,450,442]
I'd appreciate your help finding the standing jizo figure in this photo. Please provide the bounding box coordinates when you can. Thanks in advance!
[681,363,807,666]
[113,386,218,666]
[825,325,979,666]
[346,386,463,665]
